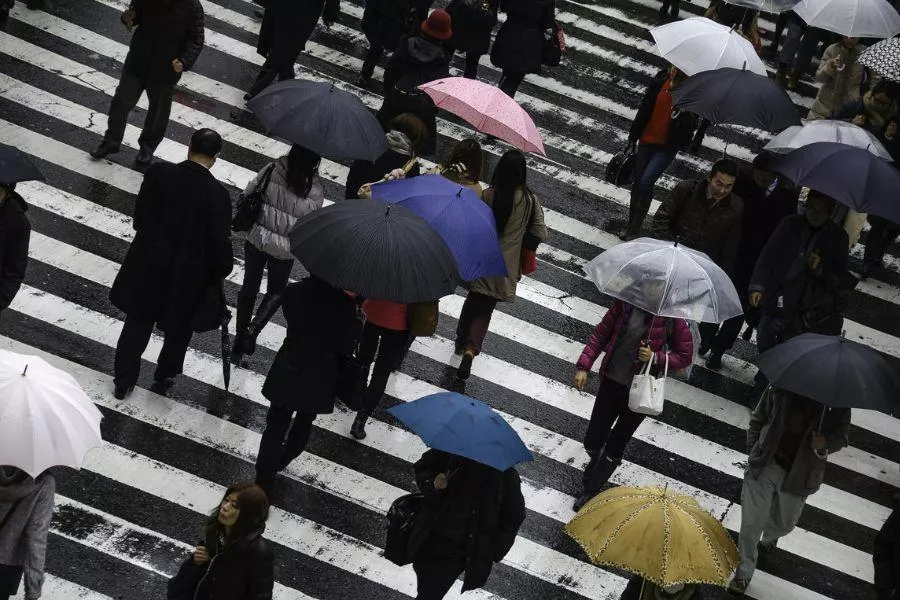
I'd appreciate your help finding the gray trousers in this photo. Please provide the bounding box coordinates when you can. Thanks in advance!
[736,463,807,580]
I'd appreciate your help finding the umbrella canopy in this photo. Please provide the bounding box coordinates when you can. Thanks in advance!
[763,119,893,160]
[769,142,900,223]
[247,80,388,161]
[650,17,768,76]
[584,238,743,323]
[565,486,740,587]
[369,174,507,281]
[289,200,459,303]
[794,0,900,38]
[672,68,802,132]
[418,77,546,155]
[0,143,45,186]
[387,392,533,471]
[0,350,103,477]
[724,0,802,11]
[755,333,900,413]
[859,37,900,81]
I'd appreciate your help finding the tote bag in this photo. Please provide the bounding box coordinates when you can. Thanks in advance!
[628,353,668,416]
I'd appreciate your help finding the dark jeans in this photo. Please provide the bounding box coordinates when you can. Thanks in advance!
[237,241,293,333]
[659,0,681,17]
[499,70,526,98]
[583,377,645,458]
[105,70,176,151]
[357,322,410,414]
[255,405,317,477]
[247,54,296,98]
[361,44,384,79]
[627,143,676,234]
[698,315,745,355]
[778,22,825,73]
[455,291,499,355]
[864,216,900,269]
[413,559,465,600]
[113,315,193,386]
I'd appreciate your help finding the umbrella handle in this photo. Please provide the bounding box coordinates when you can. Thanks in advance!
[817,405,826,434]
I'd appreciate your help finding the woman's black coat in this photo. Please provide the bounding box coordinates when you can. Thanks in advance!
[344,150,421,199]
[0,190,30,312]
[122,0,205,85]
[446,0,501,56]
[489,0,555,74]
[256,0,340,62]
[167,526,274,600]
[262,278,360,414]
[408,450,526,592]
[361,0,417,50]
[628,70,699,152]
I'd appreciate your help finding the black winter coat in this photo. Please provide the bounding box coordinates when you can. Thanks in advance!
[256,0,340,62]
[874,495,899,595]
[122,0,204,85]
[0,191,30,312]
[650,179,744,274]
[490,0,555,74]
[408,450,526,592]
[629,71,699,152]
[361,0,417,50]
[167,526,274,600]
[110,161,234,333]
[344,150,421,199]
[261,278,360,414]
[447,0,501,56]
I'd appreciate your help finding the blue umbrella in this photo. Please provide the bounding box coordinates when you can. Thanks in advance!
[387,392,533,471]
[370,174,508,281]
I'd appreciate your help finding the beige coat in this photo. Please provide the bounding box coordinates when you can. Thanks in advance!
[469,187,548,302]
[808,42,865,120]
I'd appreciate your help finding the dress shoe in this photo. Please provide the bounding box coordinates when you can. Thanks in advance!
[150,377,175,396]
[135,146,154,167]
[113,382,134,400]
[90,140,120,160]
[572,492,592,512]
[456,351,474,380]
[706,351,723,370]
[350,412,369,440]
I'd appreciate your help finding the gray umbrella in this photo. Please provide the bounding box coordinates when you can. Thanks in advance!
[289,200,460,303]
[755,333,900,413]
[247,80,388,161]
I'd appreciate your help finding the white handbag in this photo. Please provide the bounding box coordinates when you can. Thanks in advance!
[628,352,668,416]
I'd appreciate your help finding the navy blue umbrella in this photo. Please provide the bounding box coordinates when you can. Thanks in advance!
[769,142,900,223]
[0,143,44,186]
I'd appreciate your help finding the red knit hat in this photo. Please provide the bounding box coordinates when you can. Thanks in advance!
[421,9,452,41]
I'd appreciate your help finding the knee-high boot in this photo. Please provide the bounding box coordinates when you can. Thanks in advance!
[231,293,257,364]
[241,292,284,356]
[625,193,653,240]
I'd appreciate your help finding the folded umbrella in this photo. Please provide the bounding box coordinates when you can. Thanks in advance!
[418,77,545,155]
[0,143,45,186]
[755,333,900,413]
[769,142,900,223]
[672,68,802,132]
[764,119,893,160]
[859,37,900,82]
[650,17,768,76]
[387,392,533,471]
[793,0,900,38]
[289,200,459,303]
[370,174,507,281]
[0,349,103,477]
[247,80,388,161]
[585,238,743,323]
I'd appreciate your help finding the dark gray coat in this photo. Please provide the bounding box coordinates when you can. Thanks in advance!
[122,0,204,85]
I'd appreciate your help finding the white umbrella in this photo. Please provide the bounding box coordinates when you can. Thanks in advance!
[650,17,768,77]
[585,238,743,323]
[725,0,803,12]
[764,119,893,160]
[793,0,900,38]
[0,350,103,477]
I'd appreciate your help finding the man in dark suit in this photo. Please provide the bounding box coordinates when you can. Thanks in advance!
[110,129,233,399]
[90,0,205,166]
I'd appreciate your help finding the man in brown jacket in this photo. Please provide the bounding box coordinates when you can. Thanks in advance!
[808,37,865,120]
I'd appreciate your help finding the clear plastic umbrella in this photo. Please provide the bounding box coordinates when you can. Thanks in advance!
[793,0,900,38]
[763,120,893,160]
[584,238,743,323]
[650,17,768,76]
[724,0,803,11]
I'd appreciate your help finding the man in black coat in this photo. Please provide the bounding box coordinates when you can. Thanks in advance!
[110,129,233,400]
[0,183,30,313]
[90,0,204,167]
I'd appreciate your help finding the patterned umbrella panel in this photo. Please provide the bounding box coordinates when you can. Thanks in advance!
[859,37,900,81]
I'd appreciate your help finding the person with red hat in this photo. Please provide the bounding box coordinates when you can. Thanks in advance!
[376,9,453,156]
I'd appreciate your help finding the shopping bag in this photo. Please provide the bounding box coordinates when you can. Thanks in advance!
[628,353,668,416]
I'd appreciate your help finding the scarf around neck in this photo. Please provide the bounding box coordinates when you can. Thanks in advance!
[386,130,414,157]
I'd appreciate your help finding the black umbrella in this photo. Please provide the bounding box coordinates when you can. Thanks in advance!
[672,68,802,132]
[289,201,460,303]
[0,143,45,186]
[247,80,388,161]
[755,333,900,413]
[218,281,233,391]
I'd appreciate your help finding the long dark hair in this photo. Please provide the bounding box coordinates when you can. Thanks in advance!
[202,483,269,546]
[489,150,527,236]
[285,145,321,198]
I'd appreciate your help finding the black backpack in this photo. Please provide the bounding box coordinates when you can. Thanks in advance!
[384,492,425,566]
[232,162,275,232]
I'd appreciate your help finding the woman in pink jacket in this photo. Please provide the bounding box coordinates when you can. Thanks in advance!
[572,300,693,510]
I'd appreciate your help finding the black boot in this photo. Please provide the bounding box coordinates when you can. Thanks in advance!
[231,293,256,365]
[350,412,369,440]
[623,193,652,241]
[241,292,283,356]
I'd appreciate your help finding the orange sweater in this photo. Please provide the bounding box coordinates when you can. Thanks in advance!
[640,79,673,146]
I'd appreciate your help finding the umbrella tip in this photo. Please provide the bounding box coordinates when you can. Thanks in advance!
[22,364,27,376]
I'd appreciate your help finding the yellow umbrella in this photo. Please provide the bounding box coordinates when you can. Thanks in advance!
[564,485,739,588]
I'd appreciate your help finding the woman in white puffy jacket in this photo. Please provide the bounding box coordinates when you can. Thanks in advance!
[231,145,324,364]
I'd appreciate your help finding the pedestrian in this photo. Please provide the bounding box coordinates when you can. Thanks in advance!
[434,137,484,198]
[727,388,850,595]
[357,0,420,87]
[345,113,426,200]
[446,0,501,79]
[231,145,324,366]
[748,190,849,354]
[571,298,694,511]
[455,149,547,379]
[836,81,899,134]
[657,0,681,23]
[489,0,556,99]
[705,1,760,51]
[622,66,698,241]
[620,575,704,600]
[863,214,900,280]
[0,0,12,31]
[701,153,799,370]
[110,129,234,400]
[0,182,30,315]
[774,23,829,90]
[245,0,340,100]
[808,37,865,120]
[89,0,205,166]
[407,449,526,600]
[254,276,361,491]
[167,483,274,600]
[0,467,54,600]
[873,484,899,600]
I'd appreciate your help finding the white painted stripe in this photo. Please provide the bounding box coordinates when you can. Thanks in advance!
[10,575,114,600]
